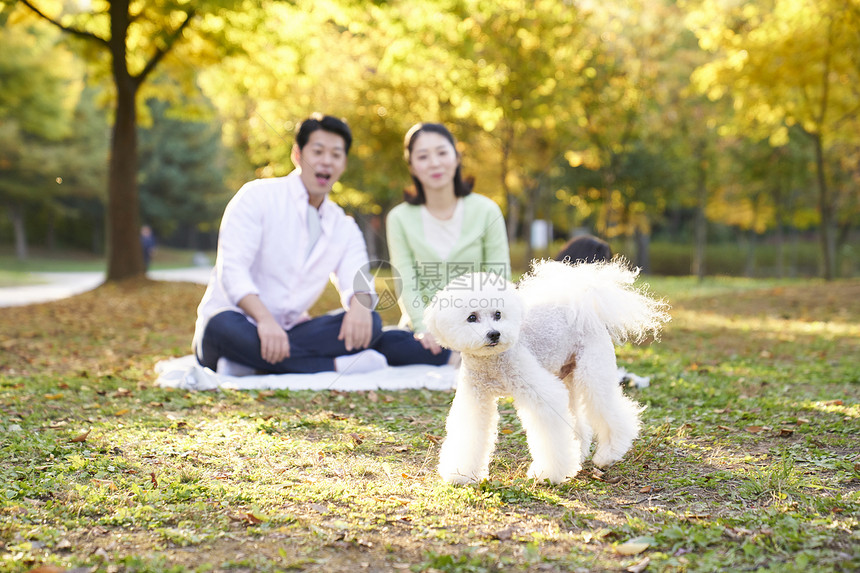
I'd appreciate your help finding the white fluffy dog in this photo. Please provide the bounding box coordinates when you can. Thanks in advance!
[424,259,670,484]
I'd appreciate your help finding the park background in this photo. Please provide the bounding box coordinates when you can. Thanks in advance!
[1,0,858,282]
[1,2,859,572]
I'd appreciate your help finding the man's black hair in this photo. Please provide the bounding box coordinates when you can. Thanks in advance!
[296,113,352,154]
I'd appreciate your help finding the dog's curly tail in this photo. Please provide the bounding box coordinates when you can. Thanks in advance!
[518,258,671,344]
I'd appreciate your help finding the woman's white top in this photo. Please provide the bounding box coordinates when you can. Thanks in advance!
[420,198,464,260]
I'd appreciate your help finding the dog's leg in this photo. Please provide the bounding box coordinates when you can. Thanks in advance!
[572,335,642,468]
[564,376,594,461]
[438,378,499,485]
[512,369,582,484]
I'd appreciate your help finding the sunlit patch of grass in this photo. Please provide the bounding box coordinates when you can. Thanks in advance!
[2,278,859,572]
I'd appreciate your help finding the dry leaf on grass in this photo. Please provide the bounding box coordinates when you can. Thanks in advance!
[615,536,654,555]
[626,557,651,573]
[69,429,90,443]
[615,541,650,555]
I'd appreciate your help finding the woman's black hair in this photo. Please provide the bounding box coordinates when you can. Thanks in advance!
[555,235,612,264]
[402,123,473,205]
[296,113,352,154]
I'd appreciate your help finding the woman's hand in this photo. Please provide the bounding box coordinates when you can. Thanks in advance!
[416,331,443,355]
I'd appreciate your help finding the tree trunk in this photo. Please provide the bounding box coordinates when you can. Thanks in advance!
[46,210,56,252]
[523,185,537,264]
[775,222,785,279]
[635,227,651,274]
[105,1,145,282]
[744,228,757,278]
[692,143,708,282]
[773,183,784,279]
[9,203,28,261]
[501,128,518,245]
[811,132,835,280]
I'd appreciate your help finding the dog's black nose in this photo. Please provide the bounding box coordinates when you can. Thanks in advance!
[487,330,501,344]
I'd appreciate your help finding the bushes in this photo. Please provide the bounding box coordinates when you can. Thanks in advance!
[511,239,853,278]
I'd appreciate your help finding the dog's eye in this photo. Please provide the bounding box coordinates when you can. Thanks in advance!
[467,313,478,323]
[493,311,501,321]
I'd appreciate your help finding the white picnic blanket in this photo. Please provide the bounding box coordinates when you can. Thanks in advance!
[154,354,458,392]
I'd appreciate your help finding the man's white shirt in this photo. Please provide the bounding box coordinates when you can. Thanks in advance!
[193,171,373,350]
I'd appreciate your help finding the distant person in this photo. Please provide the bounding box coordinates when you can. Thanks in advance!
[140,225,156,271]
[555,233,651,388]
[555,234,611,264]
[193,114,449,377]
[386,122,510,356]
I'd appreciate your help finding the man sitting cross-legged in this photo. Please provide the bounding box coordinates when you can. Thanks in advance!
[193,114,450,376]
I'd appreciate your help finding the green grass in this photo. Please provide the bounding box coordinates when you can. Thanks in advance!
[0,247,214,285]
[0,271,47,288]
[0,274,858,572]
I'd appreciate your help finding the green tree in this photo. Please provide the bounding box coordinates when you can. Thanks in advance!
[12,0,247,281]
[689,0,860,279]
[0,22,76,260]
[137,96,230,249]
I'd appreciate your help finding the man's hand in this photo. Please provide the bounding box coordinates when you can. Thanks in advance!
[416,331,443,355]
[339,294,374,351]
[238,294,289,364]
[257,317,290,364]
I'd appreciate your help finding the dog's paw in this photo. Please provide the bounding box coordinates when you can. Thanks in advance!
[592,447,623,469]
[439,466,486,485]
[527,463,579,484]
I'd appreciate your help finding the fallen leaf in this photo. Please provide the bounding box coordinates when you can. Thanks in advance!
[491,527,514,541]
[424,433,442,445]
[500,426,514,434]
[626,557,651,573]
[824,399,843,406]
[69,429,90,443]
[796,418,810,425]
[149,472,158,486]
[114,408,129,416]
[308,503,329,514]
[779,428,795,437]
[43,393,64,400]
[615,541,650,555]
[744,425,763,433]
[91,479,116,491]
[717,425,732,431]
[639,485,652,493]
[367,390,379,403]
[349,433,364,445]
